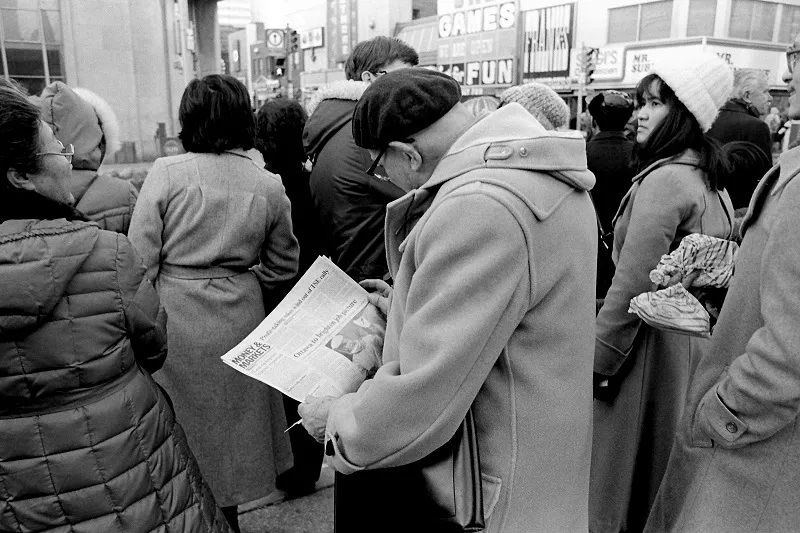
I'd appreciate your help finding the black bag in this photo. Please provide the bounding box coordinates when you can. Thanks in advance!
[333,410,485,532]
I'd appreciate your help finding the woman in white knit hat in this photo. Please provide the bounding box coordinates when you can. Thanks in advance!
[590,53,735,533]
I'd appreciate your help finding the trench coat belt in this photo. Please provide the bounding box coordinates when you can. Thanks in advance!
[159,263,251,279]
[0,364,139,418]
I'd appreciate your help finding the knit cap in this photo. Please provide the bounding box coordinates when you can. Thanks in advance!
[499,82,570,130]
[650,53,733,133]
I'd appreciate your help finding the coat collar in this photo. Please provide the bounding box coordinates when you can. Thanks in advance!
[720,98,760,118]
[740,146,800,234]
[631,150,701,183]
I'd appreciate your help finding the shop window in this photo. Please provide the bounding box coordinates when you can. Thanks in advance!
[608,1,673,43]
[687,0,717,37]
[1,1,64,96]
[779,5,800,44]
[1,8,40,41]
[729,0,777,41]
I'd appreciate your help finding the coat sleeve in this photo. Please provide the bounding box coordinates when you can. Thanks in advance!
[252,182,299,293]
[595,168,691,376]
[115,233,168,374]
[122,180,139,235]
[128,160,168,282]
[325,191,530,472]
[696,177,800,447]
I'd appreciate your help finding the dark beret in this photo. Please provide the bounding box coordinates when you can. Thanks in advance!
[352,68,461,149]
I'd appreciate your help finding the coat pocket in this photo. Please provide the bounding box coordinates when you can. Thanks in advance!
[481,473,502,519]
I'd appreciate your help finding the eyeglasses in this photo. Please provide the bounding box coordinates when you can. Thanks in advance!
[365,138,414,178]
[787,50,800,74]
[37,141,74,164]
[372,70,388,77]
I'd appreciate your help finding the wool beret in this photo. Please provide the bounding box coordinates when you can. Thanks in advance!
[352,68,461,149]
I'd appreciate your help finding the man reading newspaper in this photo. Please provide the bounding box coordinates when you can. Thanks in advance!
[298,68,597,532]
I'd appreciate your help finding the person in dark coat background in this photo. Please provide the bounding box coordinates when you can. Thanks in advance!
[721,141,773,220]
[586,90,635,300]
[256,98,325,500]
[0,79,229,533]
[302,36,418,282]
[707,69,773,208]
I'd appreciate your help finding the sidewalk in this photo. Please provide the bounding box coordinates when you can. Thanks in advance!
[239,465,334,533]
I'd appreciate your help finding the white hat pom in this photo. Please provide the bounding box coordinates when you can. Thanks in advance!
[652,53,733,132]
[72,87,121,156]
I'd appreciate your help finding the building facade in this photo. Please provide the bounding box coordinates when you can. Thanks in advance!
[1,0,222,161]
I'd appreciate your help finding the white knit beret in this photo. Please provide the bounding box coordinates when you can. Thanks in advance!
[499,82,570,130]
[650,53,733,133]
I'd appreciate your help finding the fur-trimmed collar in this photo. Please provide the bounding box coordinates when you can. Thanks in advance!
[306,80,368,116]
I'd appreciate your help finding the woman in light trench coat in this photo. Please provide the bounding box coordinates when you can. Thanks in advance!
[129,75,299,533]
[590,55,734,533]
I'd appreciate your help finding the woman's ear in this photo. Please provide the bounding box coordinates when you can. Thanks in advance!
[6,168,36,191]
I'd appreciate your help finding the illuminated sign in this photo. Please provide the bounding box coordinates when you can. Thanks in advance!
[521,3,574,80]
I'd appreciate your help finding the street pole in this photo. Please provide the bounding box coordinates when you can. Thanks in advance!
[577,41,585,133]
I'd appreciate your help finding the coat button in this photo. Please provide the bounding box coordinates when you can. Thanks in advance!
[519,147,528,157]
[725,422,738,433]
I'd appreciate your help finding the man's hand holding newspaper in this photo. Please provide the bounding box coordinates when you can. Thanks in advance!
[220,257,388,410]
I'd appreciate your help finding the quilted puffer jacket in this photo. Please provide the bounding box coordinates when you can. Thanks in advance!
[0,196,229,532]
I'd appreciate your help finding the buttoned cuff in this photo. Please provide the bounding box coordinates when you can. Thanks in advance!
[696,386,748,448]
[324,432,366,475]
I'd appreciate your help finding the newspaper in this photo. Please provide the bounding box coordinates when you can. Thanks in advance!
[221,256,382,402]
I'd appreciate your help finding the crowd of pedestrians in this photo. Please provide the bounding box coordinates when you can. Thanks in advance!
[2,29,800,533]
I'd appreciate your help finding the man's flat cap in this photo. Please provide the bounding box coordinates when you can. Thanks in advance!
[352,68,461,149]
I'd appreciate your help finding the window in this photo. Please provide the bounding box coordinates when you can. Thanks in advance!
[608,5,639,43]
[687,0,717,37]
[780,5,800,44]
[729,0,777,41]
[0,0,63,96]
[608,1,673,43]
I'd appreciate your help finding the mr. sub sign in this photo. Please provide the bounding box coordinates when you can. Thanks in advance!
[436,0,517,94]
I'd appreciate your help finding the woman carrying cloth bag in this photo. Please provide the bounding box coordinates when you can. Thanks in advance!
[590,54,735,533]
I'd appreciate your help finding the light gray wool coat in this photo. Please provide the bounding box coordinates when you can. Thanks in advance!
[645,146,800,532]
[129,149,299,506]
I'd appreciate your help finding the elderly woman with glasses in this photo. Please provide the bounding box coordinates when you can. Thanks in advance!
[0,82,230,531]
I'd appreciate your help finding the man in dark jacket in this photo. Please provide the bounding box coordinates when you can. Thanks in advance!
[707,69,773,209]
[303,36,418,282]
[586,90,635,299]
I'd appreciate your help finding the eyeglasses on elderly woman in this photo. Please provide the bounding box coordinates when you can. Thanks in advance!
[37,141,74,164]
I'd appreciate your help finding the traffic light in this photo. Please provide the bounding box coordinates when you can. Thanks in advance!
[289,30,299,52]
[583,47,599,85]
[274,57,286,77]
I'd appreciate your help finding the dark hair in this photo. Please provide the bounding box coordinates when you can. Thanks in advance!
[344,36,419,81]
[589,91,634,131]
[0,84,42,185]
[632,73,727,191]
[721,141,772,207]
[178,74,255,153]
[255,98,307,176]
